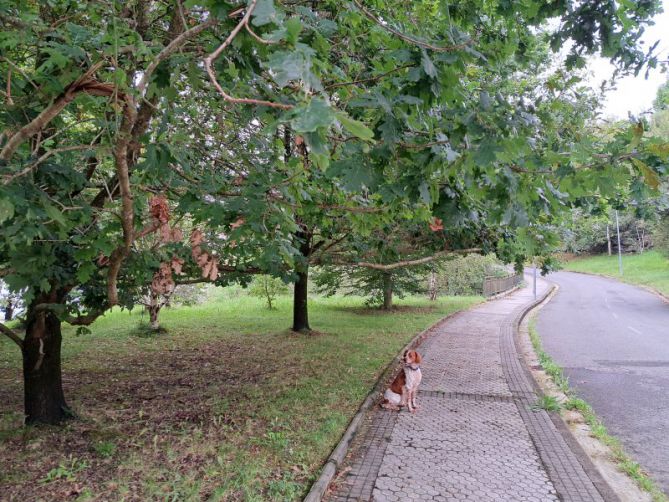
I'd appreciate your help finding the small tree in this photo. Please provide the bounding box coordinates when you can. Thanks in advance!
[249,276,289,310]
[314,266,428,310]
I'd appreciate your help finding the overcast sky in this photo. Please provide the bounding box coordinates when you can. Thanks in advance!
[586,0,669,119]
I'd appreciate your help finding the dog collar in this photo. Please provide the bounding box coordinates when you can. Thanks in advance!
[405,364,420,371]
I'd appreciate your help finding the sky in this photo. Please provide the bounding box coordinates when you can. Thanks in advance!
[585,0,669,119]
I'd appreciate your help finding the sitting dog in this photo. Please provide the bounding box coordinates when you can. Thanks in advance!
[381,349,422,413]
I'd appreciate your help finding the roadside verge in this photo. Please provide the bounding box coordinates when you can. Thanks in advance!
[519,279,663,502]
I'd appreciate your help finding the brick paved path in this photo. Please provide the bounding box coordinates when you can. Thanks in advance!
[326,276,615,502]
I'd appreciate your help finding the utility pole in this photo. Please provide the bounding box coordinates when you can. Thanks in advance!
[533,261,537,300]
[615,210,623,276]
[606,224,612,256]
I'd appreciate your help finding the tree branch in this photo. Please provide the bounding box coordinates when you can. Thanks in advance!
[203,0,293,110]
[33,303,105,326]
[0,322,23,350]
[327,248,482,271]
[325,63,414,89]
[107,97,137,306]
[0,61,109,161]
[2,145,100,185]
[137,17,217,96]
[351,0,473,53]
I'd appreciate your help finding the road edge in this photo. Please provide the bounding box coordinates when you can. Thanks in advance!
[518,279,654,502]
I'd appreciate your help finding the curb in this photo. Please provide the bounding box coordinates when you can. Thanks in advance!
[519,279,657,502]
[302,300,483,502]
[512,277,621,502]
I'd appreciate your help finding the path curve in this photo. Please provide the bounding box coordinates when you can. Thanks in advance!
[537,270,669,494]
[324,276,615,501]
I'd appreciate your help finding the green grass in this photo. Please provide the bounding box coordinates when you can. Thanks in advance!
[563,250,669,297]
[529,319,667,502]
[0,290,480,501]
[531,395,561,412]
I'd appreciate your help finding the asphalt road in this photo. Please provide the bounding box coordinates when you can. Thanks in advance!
[536,271,669,494]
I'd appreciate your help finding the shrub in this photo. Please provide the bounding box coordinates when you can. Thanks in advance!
[433,254,509,296]
[248,276,289,310]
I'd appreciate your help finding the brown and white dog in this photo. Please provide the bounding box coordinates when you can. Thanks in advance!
[381,349,422,413]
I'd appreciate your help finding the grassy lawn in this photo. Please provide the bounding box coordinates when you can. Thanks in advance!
[0,290,481,501]
[563,250,669,297]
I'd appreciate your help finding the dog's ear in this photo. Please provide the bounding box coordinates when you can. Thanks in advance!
[414,351,422,364]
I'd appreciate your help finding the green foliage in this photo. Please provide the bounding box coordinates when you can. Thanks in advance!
[1,0,668,429]
[654,78,669,111]
[93,441,116,458]
[433,254,508,296]
[40,456,88,483]
[0,0,664,325]
[248,276,290,310]
[531,395,561,412]
[314,266,426,307]
[653,216,669,257]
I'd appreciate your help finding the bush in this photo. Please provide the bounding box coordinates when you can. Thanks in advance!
[248,276,289,309]
[653,216,669,258]
[433,254,509,296]
[169,284,211,306]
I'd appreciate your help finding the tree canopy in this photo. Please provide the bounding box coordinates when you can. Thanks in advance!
[0,0,667,423]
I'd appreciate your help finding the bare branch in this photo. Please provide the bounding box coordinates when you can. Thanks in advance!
[6,67,13,105]
[137,17,217,96]
[0,11,29,30]
[245,23,278,45]
[203,0,293,110]
[351,0,473,53]
[332,248,482,271]
[2,145,99,185]
[400,140,451,150]
[107,98,137,306]
[0,61,110,161]
[175,0,188,31]
[33,303,104,326]
[0,322,24,350]
[0,57,38,90]
[325,63,414,90]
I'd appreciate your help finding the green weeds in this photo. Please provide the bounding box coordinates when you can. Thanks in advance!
[530,319,667,501]
[41,456,88,483]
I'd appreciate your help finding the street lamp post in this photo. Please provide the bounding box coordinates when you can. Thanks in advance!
[615,210,623,276]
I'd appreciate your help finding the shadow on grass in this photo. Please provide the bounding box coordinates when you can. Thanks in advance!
[329,304,438,316]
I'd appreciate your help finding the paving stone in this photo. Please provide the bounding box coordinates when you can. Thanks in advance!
[326,279,611,502]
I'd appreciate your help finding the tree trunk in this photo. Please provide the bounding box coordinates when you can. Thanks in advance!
[4,299,13,321]
[292,266,310,331]
[148,292,161,330]
[382,272,393,310]
[606,225,612,256]
[23,299,71,425]
[428,272,437,301]
[292,228,311,332]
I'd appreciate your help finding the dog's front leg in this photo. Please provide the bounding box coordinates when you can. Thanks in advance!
[403,386,414,413]
[410,390,419,412]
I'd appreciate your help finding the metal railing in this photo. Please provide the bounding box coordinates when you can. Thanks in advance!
[482,273,522,297]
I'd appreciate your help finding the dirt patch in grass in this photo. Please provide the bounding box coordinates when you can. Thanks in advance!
[0,339,293,501]
[341,305,438,316]
[0,295,481,501]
